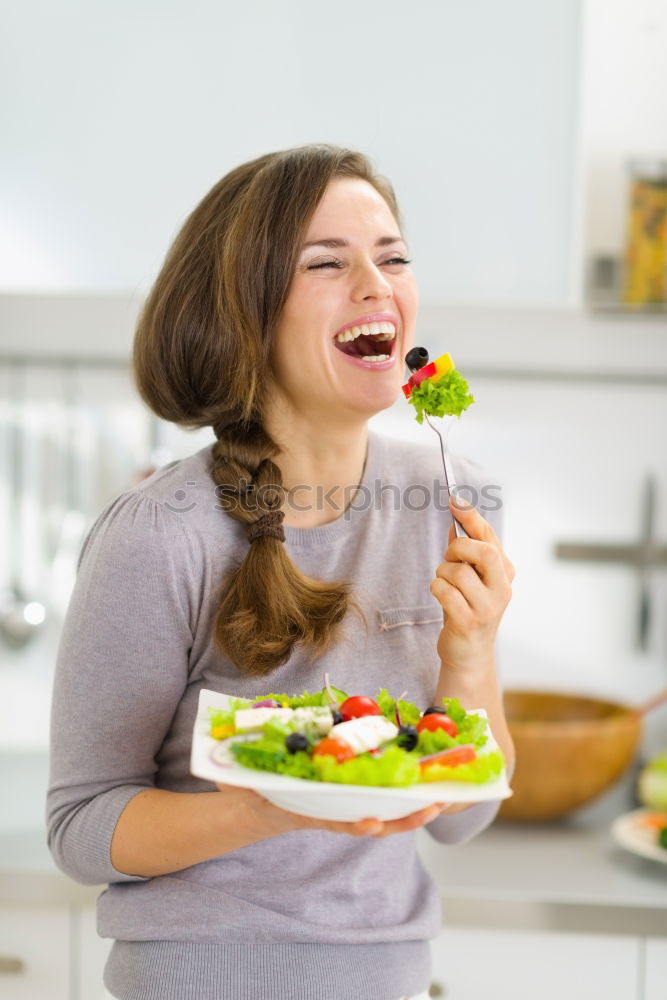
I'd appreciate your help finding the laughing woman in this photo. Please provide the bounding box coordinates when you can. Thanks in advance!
[47,144,515,1000]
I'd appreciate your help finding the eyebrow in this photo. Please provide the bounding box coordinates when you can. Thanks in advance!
[301,236,405,250]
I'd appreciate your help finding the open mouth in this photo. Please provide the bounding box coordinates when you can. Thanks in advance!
[332,322,397,361]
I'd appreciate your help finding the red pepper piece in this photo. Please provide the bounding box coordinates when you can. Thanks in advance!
[409,362,437,388]
[419,744,476,772]
[403,361,438,398]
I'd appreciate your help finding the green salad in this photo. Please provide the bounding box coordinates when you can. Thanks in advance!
[208,681,505,788]
[408,369,475,423]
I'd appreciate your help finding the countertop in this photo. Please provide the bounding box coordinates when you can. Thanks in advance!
[2,772,666,934]
[417,777,667,936]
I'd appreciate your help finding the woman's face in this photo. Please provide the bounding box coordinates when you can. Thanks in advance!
[268,177,419,426]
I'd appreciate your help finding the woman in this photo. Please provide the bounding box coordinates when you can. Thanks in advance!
[47,144,515,1000]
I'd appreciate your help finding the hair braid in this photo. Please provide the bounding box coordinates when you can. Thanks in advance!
[210,420,365,676]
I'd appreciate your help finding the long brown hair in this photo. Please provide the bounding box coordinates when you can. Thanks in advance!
[132,144,402,676]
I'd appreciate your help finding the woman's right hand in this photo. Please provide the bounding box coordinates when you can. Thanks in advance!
[215,783,448,839]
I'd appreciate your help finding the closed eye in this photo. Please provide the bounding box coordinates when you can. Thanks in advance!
[307,260,344,270]
[307,256,412,270]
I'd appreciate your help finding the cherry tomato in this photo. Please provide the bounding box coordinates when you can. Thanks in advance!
[416,713,458,737]
[312,738,356,763]
[420,745,476,771]
[339,695,381,721]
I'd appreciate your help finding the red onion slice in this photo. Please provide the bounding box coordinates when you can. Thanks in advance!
[394,690,408,727]
[323,672,340,709]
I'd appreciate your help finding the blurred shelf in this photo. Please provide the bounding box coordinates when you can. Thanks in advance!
[2,295,666,379]
[587,302,667,316]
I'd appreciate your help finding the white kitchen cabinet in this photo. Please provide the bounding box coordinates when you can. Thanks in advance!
[0,901,110,1000]
[0,903,70,1000]
[76,903,112,1000]
[644,937,667,1000]
[430,927,641,1000]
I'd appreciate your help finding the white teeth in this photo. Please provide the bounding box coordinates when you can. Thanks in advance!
[362,354,389,362]
[335,321,396,343]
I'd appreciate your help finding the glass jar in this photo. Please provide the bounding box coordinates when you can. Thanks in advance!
[622,157,667,306]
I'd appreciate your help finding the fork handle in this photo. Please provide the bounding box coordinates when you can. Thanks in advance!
[442,448,469,539]
[424,414,469,539]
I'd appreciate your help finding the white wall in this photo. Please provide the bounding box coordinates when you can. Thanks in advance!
[1,0,580,305]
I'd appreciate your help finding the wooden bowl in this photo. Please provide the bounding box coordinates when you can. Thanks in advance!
[498,690,642,822]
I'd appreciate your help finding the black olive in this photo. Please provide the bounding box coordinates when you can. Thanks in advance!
[331,710,344,725]
[423,706,446,716]
[285,733,308,754]
[405,346,430,373]
[397,725,418,751]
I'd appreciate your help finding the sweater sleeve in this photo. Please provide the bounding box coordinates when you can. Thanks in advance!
[46,490,198,885]
[423,759,515,845]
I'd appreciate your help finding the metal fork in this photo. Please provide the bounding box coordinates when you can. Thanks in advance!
[423,413,468,539]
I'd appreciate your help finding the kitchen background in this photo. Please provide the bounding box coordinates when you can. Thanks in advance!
[1,0,666,998]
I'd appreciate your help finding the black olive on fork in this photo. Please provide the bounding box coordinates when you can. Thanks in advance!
[404,347,429,373]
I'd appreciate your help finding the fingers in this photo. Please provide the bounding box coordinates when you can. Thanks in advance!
[271,799,450,839]
[446,497,516,586]
[444,537,510,587]
[449,495,497,538]
[448,534,514,588]
[434,547,511,613]
[430,573,480,621]
[213,784,454,840]
[433,501,514,629]
[449,499,515,574]
[357,801,476,835]
[331,803,449,839]
[373,802,450,836]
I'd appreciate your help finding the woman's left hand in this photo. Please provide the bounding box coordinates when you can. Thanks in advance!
[430,496,515,673]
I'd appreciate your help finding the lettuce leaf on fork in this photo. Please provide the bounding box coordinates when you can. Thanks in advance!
[408,369,475,423]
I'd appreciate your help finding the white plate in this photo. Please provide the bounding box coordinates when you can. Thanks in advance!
[190,689,513,821]
[611,808,667,864]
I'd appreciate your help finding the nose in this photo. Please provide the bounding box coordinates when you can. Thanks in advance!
[350,259,393,302]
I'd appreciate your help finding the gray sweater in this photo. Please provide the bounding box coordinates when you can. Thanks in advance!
[47,427,506,1000]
